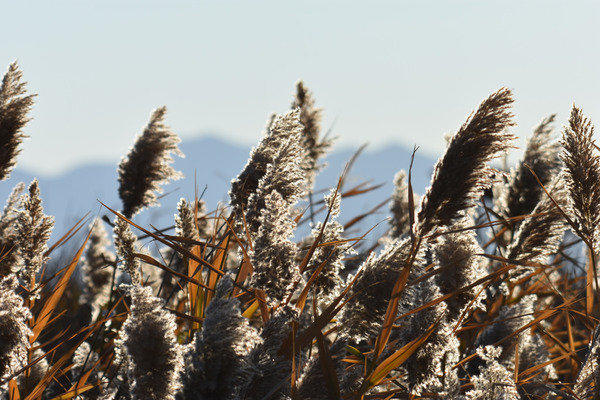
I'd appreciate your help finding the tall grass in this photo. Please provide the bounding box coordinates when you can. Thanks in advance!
[0,61,599,399]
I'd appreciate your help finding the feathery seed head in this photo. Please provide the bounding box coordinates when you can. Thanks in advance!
[560,105,600,248]
[15,179,54,286]
[113,217,141,286]
[0,62,35,181]
[0,182,25,278]
[0,274,32,384]
[250,190,300,307]
[242,109,306,237]
[81,221,117,312]
[291,81,331,190]
[120,285,183,400]
[504,114,561,219]
[230,108,305,230]
[417,88,516,236]
[118,106,183,218]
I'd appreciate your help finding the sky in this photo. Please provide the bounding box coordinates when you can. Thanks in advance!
[1,1,599,176]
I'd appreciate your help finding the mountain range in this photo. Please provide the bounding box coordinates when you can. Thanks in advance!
[0,136,437,249]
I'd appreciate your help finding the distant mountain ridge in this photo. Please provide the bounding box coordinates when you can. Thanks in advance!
[0,136,437,245]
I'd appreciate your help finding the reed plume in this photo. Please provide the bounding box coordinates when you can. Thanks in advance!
[291,81,331,191]
[472,294,555,384]
[245,111,305,304]
[14,179,54,287]
[434,219,486,320]
[80,221,116,317]
[304,193,350,303]
[229,109,305,229]
[250,191,300,307]
[120,285,183,400]
[417,88,515,237]
[504,114,561,220]
[239,305,299,400]
[506,178,568,278]
[338,237,415,341]
[175,198,202,250]
[178,275,260,400]
[0,182,24,277]
[0,62,35,181]
[0,274,32,385]
[560,105,600,251]
[118,106,183,219]
[466,345,519,400]
[113,217,141,286]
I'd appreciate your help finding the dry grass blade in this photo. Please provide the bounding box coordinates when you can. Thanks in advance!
[133,252,208,289]
[31,229,91,343]
[417,88,516,236]
[101,201,225,277]
[407,147,417,243]
[315,325,341,398]
[8,380,20,399]
[279,270,362,359]
[48,384,95,400]
[360,318,438,394]
[372,258,413,364]
[44,213,90,255]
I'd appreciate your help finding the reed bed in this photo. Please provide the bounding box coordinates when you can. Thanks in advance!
[1,61,600,399]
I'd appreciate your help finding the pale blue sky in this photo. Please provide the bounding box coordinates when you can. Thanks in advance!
[1,1,599,175]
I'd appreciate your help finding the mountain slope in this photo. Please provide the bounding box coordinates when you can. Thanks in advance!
[0,136,436,246]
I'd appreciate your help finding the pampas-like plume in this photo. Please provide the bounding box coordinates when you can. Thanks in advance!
[229,109,305,228]
[175,198,202,250]
[339,237,415,341]
[178,275,261,400]
[417,88,515,236]
[504,114,561,219]
[244,114,305,236]
[560,105,600,250]
[118,106,183,219]
[113,217,141,286]
[15,179,54,287]
[0,62,35,181]
[239,305,299,400]
[160,198,206,300]
[291,81,331,191]
[80,221,116,316]
[466,345,519,400]
[472,295,555,384]
[506,178,568,278]
[120,285,183,400]
[250,190,300,307]
[71,341,101,399]
[434,219,486,320]
[17,343,50,397]
[0,274,32,385]
[303,190,351,303]
[0,182,24,277]
[305,222,348,303]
